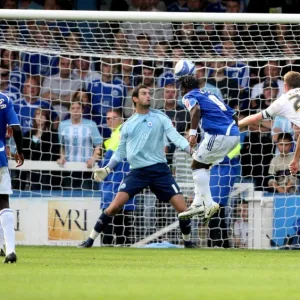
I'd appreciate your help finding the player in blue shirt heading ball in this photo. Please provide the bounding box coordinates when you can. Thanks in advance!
[0,93,24,263]
[78,84,197,248]
[177,75,240,223]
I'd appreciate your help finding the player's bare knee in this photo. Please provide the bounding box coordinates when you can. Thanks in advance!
[0,194,9,210]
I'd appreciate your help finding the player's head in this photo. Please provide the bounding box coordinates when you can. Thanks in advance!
[132,84,151,109]
[277,132,293,155]
[106,108,123,130]
[177,75,201,97]
[284,71,300,92]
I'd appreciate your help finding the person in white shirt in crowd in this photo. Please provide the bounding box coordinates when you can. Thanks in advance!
[41,56,82,120]
[233,200,248,248]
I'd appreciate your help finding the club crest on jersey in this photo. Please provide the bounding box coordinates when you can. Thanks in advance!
[147,121,153,127]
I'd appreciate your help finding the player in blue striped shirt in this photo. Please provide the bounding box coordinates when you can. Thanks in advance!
[79,84,197,248]
[0,93,24,263]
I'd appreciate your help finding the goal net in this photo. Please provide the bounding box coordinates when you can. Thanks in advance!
[3,10,300,249]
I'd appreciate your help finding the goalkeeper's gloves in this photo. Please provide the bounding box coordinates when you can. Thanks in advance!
[93,166,111,182]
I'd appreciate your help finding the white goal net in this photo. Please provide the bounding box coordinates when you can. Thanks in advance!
[3,10,300,249]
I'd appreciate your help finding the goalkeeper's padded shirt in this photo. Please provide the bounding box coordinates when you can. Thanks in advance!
[111,109,189,169]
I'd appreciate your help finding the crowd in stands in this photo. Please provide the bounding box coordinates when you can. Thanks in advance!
[1,0,300,247]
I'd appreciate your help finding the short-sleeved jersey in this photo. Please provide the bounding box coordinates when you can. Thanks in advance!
[262,88,300,127]
[88,78,126,138]
[58,119,103,163]
[182,89,239,136]
[0,93,20,167]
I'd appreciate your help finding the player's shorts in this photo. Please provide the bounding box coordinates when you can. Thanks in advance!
[0,167,12,195]
[193,133,239,165]
[118,163,181,202]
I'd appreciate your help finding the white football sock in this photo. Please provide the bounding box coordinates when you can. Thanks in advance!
[0,221,4,249]
[192,169,214,208]
[0,209,15,254]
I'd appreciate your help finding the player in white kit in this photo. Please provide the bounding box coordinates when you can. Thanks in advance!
[239,71,300,175]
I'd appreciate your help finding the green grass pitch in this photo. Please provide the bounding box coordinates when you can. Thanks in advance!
[1,247,300,300]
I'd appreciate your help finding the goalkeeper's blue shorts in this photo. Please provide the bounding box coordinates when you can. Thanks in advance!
[118,163,182,202]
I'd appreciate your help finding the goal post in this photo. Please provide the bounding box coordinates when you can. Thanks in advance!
[3,9,300,249]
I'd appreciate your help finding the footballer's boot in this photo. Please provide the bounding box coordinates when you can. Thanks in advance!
[184,241,199,248]
[0,247,5,257]
[178,205,205,220]
[3,252,17,264]
[203,202,220,225]
[77,238,94,248]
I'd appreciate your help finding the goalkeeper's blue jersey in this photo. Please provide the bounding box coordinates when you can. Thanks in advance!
[111,109,189,169]
[182,89,239,136]
[0,93,20,167]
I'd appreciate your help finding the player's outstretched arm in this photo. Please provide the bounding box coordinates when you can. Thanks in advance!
[10,125,24,167]
[238,112,263,130]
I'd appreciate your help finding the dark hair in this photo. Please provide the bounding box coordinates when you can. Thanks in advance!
[73,88,91,105]
[178,75,201,90]
[277,132,293,143]
[106,108,123,118]
[131,84,149,107]
[32,108,50,133]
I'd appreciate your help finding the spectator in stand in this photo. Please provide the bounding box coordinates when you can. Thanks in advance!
[280,41,300,76]
[167,0,189,11]
[113,30,131,55]
[73,56,101,90]
[14,76,59,133]
[1,49,26,95]
[18,0,43,9]
[251,61,284,99]
[1,0,17,8]
[152,40,172,77]
[151,0,167,11]
[194,61,223,100]
[135,33,153,58]
[207,60,241,109]
[0,67,20,103]
[272,116,293,144]
[174,22,200,56]
[268,132,297,194]
[22,108,60,190]
[248,80,279,115]
[121,0,173,45]
[233,200,248,248]
[104,108,123,151]
[64,89,92,120]
[41,55,82,120]
[88,58,126,138]
[158,80,190,165]
[187,0,206,11]
[57,100,103,190]
[221,40,250,91]
[21,23,59,77]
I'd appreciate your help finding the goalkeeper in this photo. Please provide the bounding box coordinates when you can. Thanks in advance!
[79,84,197,248]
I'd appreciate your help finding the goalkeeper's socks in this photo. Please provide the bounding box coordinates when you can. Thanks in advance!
[0,209,15,255]
[89,212,113,242]
[179,218,191,241]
